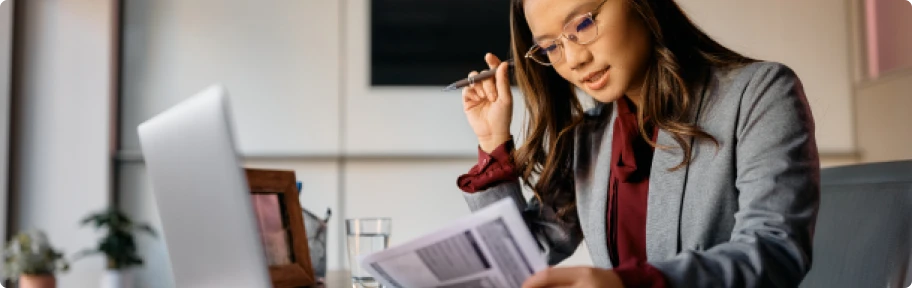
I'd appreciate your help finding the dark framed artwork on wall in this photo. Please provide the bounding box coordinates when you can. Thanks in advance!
[370,0,512,86]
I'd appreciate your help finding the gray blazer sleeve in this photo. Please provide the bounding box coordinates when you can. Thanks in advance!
[464,182,583,265]
[651,63,820,287]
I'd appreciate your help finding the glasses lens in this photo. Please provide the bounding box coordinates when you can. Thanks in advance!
[528,43,562,65]
[566,15,598,44]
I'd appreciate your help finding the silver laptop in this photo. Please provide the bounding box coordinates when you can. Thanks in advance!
[138,85,271,287]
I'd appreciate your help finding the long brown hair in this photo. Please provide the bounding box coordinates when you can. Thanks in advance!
[509,0,754,225]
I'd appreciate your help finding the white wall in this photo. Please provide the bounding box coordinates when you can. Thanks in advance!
[851,0,912,164]
[855,71,912,163]
[679,0,856,154]
[119,0,341,156]
[10,0,116,287]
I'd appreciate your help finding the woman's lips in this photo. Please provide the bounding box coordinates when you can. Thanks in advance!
[584,68,610,91]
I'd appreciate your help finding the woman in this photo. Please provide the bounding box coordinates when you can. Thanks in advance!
[457,0,820,287]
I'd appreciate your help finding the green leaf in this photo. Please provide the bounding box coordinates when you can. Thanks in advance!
[3,230,68,279]
[74,207,160,270]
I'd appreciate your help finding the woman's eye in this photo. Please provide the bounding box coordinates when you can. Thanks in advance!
[576,18,594,32]
[543,44,559,52]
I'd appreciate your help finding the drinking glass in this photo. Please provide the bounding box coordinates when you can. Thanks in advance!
[345,218,391,288]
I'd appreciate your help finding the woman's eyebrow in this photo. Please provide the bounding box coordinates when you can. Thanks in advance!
[532,2,594,43]
[561,2,593,25]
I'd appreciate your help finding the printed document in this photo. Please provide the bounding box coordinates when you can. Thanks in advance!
[360,198,548,288]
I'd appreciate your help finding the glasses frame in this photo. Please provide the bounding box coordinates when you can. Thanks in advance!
[524,0,609,66]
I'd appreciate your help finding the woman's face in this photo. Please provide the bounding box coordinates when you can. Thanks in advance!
[523,0,652,104]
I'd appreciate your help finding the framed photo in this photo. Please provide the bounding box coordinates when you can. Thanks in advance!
[245,168,316,288]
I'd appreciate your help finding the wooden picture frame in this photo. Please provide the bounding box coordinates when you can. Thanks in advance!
[245,168,316,288]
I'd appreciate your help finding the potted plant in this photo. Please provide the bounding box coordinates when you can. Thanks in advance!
[2,230,70,288]
[75,208,156,288]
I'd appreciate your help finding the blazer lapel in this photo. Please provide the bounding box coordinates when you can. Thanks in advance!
[645,129,689,261]
[645,74,711,261]
[575,104,617,268]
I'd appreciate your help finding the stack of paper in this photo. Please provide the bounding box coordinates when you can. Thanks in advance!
[360,199,547,288]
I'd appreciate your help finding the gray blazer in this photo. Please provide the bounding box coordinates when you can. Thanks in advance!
[464,62,820,287]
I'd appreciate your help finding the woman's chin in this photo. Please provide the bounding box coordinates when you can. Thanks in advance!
[588,88,625,104]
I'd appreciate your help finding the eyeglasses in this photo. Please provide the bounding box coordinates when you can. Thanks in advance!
[524,0,608,66]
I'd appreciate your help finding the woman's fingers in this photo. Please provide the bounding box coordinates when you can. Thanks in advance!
[481,69,497,102]
[495,62,512,105]
[463,53,507,109]
[485,53,502,69]
[462,87,475,109]
[467,71,483,102]
[521,268,579,288]
[483,54,503,102]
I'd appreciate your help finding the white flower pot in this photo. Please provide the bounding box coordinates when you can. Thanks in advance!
[101,269,134,288]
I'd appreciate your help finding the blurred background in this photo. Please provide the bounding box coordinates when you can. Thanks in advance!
[0,0,909,287]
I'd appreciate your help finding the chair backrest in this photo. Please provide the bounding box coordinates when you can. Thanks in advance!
[801,160,912,288]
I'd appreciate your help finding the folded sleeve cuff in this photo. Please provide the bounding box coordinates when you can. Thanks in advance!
[613,262,669,288]
[457,139,517,193]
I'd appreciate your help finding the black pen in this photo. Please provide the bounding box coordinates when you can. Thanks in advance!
[442,59,515,91]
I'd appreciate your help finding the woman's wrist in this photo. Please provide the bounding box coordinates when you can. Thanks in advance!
[478,134,512,153]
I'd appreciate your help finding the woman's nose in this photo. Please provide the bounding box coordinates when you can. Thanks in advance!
[562,40,593,70]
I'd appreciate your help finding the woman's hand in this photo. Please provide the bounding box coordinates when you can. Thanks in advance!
[522,267,625,288]
[463,53,513,153]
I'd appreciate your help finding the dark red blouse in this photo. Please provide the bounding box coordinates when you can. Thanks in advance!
[458,97,668,288]
[606,97,667,287]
